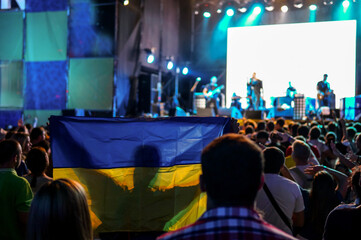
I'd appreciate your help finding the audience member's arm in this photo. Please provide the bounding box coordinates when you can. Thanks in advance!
[330,142,356,169]
[17,211,29,238]
[280,164,296,182]
[278,132,295,145]
[337,118,345,143]
[340,118,348,140]
[292,211,304,228]
[257,142,266,150]
[320,117,327,137]
[304,164,348,199]
[308,148,319,165]
[228,118,240,134]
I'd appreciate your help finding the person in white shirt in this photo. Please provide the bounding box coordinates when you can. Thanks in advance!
[256,147,305,235]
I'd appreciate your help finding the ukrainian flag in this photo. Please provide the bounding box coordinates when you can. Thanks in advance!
[50,116,230,233]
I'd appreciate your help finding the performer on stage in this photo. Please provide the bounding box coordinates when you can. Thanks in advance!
[317,74,333,108]
[231,93,242,110]
[203,76,223,115]
[248,72,263,110]
[246,78,254,110]
[286,82,297,99]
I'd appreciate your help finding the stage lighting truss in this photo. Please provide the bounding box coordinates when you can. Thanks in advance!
[165,57,174,71]
[293,0,304,8]
[264,0,275,11]
[193,0,355,15]
[144,48,155,64]
[322,0,334,5]
[194,0,217,18]
[237,0,252,13]
[216,0,243,15]
[194,0,252,16]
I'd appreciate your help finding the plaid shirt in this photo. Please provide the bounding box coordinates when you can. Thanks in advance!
[157,207,296,240]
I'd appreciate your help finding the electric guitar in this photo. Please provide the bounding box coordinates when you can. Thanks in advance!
[317,89,333,101]
[205,85,224,100]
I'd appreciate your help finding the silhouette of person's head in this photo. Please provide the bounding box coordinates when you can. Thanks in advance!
[133,145,161,168]
[200,134,263,208]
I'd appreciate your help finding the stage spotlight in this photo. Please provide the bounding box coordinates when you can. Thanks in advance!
[323,0,333,5]
[166,57,174,70]
[217,0,241,16]
[264,0,275,11]
[167,62,173,70]
[293,0,304,8]
[182,67,189,75]
[238,7,247,12]
[253,6,262,14]
[281,5,288,12]
[194,2,216,18]
[226,8,235,16]
[203,11,211,18]
[265,5,274,11]
[147,54,154,64]
[123,0,129,6]
[309,4,317,10]
[144,48,155,64]
[342,0,350,8]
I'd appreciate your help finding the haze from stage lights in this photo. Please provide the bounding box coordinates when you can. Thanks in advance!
[226,20,356,109]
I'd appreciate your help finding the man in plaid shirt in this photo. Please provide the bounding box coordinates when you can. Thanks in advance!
[158,134,296,240]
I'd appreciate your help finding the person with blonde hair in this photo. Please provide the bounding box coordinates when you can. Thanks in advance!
[27,178,92,240]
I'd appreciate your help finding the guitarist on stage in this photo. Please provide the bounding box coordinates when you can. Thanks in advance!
[317,74,332,108]
[203,76,223,115]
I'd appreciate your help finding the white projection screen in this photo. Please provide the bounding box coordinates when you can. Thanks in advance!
[226,20,356,109]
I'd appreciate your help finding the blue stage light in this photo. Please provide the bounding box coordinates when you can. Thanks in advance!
[182,67,189,75]
[166,61,174,70]
[147,54,154,64]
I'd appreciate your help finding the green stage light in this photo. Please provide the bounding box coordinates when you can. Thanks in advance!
[203,11,211,18]
[309,4,317,11]
[342,0,350,8]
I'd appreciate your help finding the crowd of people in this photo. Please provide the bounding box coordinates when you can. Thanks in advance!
[1,115,361,240]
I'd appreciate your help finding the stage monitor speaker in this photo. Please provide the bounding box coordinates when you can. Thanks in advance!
[196,108,214,117]
[62,109,85,116]
[294,94,305,120]
[245,110,262,119]
[218,107,242,119]
[85,110,113,117]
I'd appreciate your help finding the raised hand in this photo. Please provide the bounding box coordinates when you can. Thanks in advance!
[304,165,325,176]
